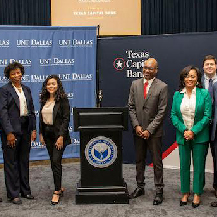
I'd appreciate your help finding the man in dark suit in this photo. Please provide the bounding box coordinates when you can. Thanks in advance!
[128,58,168,205]
[0,62,36,204]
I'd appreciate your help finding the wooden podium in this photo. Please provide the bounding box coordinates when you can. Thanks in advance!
[73,107,129,204]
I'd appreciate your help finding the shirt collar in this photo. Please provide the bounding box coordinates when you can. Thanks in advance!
[204,73,217,81]
[144,77,155,84]
[180,87,196,94]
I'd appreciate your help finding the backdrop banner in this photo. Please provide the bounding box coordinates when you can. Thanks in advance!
[0,26,97,163]
[98,31,217,164]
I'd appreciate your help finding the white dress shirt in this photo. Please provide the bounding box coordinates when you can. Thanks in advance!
[204,73,217,89]
[13,85,28,117]
[144,77,155,95]
[180,87,196,130]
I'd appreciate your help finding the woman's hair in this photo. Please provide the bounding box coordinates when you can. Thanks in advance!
[40,74,67,104]
[4,62,25,79]
[179,65,202,90]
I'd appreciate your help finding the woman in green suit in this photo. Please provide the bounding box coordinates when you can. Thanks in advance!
[171,65,212,208]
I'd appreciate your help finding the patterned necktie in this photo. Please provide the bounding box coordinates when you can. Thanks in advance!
[208,78,213,101]
[144,81,149,99]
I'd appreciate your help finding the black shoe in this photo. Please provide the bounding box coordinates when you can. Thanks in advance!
[0,198,2,202]
[153,193,163,205]
[211,201,217,207]
[180,200,187,206]
[10,197,22,205]
[51,190,63,205]
[214,189,217,198]
[21,194,34,200]
[192,201,200,208]
[129,187,144,199]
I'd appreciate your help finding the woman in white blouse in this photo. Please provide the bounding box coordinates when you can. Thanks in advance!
[171,66,212,208]
[0,62,36,204]
[39,75,71,205]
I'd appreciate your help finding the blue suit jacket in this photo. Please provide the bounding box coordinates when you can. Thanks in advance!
[0,82,36,135]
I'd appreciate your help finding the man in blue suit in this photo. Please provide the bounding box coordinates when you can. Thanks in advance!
[0,62,36,204]
[201,55,217,207]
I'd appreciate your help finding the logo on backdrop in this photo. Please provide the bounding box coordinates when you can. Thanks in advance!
[113,58,125,71]
[0,59,31,68]
[113,50,150,78]
[17,39,52,48]
[85,136,117,168]
[58,39,94,48]
[39,58,75,66]
[0,40,10,47]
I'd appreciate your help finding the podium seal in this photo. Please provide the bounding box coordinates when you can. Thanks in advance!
[85,136,117,168]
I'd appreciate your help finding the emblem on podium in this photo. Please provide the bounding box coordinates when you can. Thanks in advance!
[85,136,117,168]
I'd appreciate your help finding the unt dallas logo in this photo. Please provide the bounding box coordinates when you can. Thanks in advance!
[85,136,117,168]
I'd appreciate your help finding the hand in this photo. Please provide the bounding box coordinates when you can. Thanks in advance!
[135,126,143,137]
[7,133,16,147]
[39,134,45,146]
[184,130,194,140]
[55,136,63,150]
[31,130,37,142]
[141,130,150,140]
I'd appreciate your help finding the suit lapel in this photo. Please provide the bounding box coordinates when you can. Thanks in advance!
[195,87,201,117]
[7,82,20,109]
[53,100,60,122]
[145,79,157,102]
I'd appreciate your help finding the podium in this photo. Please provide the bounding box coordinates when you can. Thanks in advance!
[73,107,129,204]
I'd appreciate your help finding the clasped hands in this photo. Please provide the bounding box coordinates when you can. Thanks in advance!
[135,126,150,140]
[184,130,194,141]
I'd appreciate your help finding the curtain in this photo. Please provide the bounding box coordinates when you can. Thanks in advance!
[0,0,51,26]
[142,0,217,35]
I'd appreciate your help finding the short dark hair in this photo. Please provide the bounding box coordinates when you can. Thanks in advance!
[179,65,202,90]
[4,62,25,79]
[203,55,217,65]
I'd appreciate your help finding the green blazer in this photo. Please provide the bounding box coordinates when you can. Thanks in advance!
[171,88,212,145]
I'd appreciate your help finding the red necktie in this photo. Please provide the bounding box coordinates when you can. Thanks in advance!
[144,81,149,99]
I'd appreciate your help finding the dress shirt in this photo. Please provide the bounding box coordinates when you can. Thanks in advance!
[13,85,28,116]
[143,77,155,95]
[180,87,196,130]
[204,73,217,89]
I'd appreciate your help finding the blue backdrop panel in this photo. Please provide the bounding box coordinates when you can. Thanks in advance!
[0,26,97,163]
[98,31,217,164]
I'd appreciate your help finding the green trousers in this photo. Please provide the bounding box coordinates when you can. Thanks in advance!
[178,140,208,195]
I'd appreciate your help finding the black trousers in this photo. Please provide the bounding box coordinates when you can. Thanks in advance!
[1,117,31,199]
[44,125,66,191]
[134,135,164,192]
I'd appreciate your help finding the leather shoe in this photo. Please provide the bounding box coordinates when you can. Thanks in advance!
[9,197,22,205]
[211,201,217,207]
[129,187,144,199]
[153,193,163,205]
[180,200,187,206]
[192,201,200,208]
[21,194,34,199]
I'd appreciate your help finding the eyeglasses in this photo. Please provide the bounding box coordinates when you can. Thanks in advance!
[143,66,156,71]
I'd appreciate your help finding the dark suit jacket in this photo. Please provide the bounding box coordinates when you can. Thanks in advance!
[0,82,36,136]
[39,98,71,145]
[128,78,168,137]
